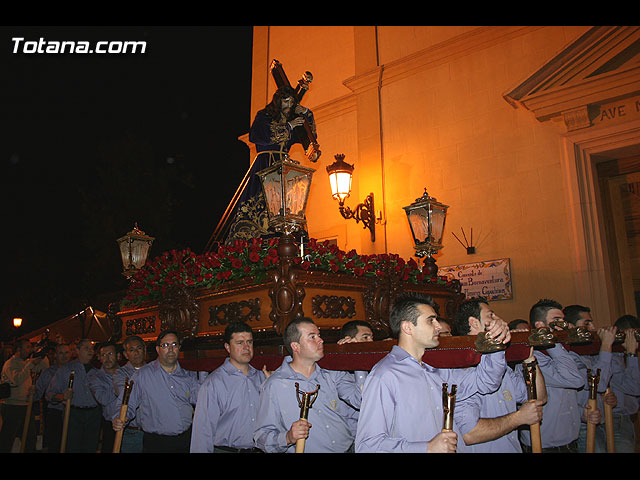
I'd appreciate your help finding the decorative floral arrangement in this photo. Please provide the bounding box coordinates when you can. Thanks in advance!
[121,237,452,307]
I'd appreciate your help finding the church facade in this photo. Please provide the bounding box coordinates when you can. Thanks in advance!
[239,26,640,328]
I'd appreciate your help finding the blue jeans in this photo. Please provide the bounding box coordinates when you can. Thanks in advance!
[121,427,144,453]
[577,414,636,453]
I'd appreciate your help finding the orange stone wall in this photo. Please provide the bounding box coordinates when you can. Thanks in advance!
[242,26,604,326]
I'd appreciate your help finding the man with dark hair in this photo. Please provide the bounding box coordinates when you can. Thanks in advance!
[454,297,546,452]
[529,298,565,329]
[113,335,146,453]
[337,320,374,344]
[563,304,594,330]
[561,304,618,452]
[112,330,200,453]
[337,320,374,435]
[608,315,640,452]
[519,299,586,452]
[355,293,510,453]
[508,319,529,331]
[191,322,267,453]
[254,317,361,453]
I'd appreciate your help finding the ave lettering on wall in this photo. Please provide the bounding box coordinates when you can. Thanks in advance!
[593,95,640,127]
[439,258,513,301]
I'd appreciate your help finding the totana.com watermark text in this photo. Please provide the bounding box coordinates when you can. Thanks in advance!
[12,37,147,54]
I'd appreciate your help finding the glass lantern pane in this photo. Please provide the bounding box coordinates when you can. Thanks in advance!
[118,239,132,268]
[407,208,430,244]
[261,170,283,217]
[131,240,151,269]
[430,207,446,245]
[331,171,352,200]
[285,170,311,217]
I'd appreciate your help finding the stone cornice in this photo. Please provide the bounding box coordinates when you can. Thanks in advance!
[504,26,640,129]
[343,26,542,94]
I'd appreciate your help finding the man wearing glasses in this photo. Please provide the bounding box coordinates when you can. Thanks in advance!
[111,330,200,452]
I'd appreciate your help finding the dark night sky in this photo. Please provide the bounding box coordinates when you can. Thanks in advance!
[0,26,254,341]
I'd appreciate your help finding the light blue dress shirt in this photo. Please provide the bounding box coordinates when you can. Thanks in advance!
[88,366,119,421]
[355,345,506,453]
[254,356,361,453]
[518,344,584,448]
[190,358,266,452]
[46,360,98,409]
[455,366,529,452]
[610,353,640,416]
[113,359,200,436]
[113,362,144,429]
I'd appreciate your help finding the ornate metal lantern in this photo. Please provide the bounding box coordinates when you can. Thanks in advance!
[257,156,315,235]
[117,223,155,279]
[403,188,449,275]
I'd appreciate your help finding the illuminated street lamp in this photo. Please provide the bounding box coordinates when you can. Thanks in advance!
[326,154,377,242]
[117,223,155,279]
[13,317,23,328]
[403,188,449,275]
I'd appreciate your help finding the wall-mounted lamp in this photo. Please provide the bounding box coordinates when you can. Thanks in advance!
[403,188,449,275]
[326,154,379,242]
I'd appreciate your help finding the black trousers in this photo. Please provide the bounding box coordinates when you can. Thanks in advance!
[0,404,37,452]
[46,408,63,453]
[99,417,116,453]
[65,406,101,453]
[142,427,191,453]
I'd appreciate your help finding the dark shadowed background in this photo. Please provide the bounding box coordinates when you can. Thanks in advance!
[0,26,253,340]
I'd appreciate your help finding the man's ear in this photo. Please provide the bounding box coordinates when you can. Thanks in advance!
[469,316,482,331]
[400,320,414,337]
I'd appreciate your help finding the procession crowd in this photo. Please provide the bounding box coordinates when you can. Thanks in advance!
[1,294,638,454]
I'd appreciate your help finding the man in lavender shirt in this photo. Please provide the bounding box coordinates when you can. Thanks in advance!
[190,322,267,453]
[254,317,362,453]
[519,299,586,452]
[610,315,640,452]
[112,330,200,453]
[112,335,147,453]
[563,304,618,453]
[453,297,546,453]
[355,293,510,453]
[46,338,100,452]
[88,341,121,452]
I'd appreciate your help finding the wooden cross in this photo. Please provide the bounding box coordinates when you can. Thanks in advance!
[270,59,321,163]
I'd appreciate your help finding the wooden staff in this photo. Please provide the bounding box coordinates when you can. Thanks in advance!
[60,370,75,454]
[294,382,319,453]
[112,378,134,453]
[522,358,542,453]
[603,386,615,453]
[441,383,457,432]
[586,368,600,453]
[19,371,38,453]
